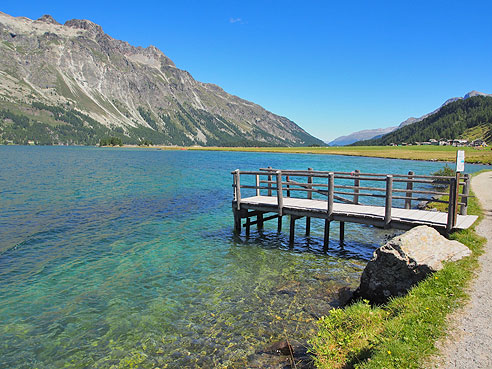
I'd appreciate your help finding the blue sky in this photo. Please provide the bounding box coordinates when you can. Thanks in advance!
[2,1,492,141]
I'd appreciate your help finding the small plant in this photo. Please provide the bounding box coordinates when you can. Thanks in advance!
[432,164,455,177]
[309,300,386,369]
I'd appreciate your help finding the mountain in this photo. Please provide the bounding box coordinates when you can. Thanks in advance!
[327,126,397,146]
[0,12,323,146]
[328,91,491,146]
[351,95,492,146]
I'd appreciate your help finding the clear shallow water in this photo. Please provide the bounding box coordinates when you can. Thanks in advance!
[0,146,489,368]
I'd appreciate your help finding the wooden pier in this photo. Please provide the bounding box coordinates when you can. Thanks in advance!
[231,167,478,247]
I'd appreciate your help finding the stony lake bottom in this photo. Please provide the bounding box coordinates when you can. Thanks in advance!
[1,146,490,368]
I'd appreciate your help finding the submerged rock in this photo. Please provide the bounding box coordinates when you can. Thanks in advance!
[264,340,293,356]
[353,225,471,304]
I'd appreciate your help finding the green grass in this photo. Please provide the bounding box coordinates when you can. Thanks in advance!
[309,173,488,369]
[177,145,492,165]
[462,124,492,143]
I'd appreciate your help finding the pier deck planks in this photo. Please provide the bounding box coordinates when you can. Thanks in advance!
[238,195,478,231]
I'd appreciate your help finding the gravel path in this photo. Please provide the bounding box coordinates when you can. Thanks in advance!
[434,171,492,368]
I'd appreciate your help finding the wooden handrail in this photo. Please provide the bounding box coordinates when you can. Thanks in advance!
[232,167,472,223]
[258,167,461,180]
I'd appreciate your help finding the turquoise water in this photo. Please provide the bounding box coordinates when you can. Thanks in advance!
[0,146,489,368]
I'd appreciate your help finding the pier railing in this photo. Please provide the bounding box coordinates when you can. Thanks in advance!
[232,167,471,232]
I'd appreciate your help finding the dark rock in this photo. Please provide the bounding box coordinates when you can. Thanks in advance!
[64,19,103,34]
[265,340,293,356]
[37,15,60,25]
[337,286,354,307]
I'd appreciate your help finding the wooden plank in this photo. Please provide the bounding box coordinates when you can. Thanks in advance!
[455,215,478,229]
[236,194,478,233]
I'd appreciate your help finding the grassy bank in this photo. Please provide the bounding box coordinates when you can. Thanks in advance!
[308,179,487,368]
[164,145,492,165]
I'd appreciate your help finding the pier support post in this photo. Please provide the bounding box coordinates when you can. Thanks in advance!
[306,167,313,236]
[245,217,251,237]
[257,213,264,230]
[405,171,414,209]
[289,216,296,246]
[233,208,241,234]
[277,216,283,232]
[323,220,330,251]
[324,172,335,251]
[306,217,311,236]
[340,221,345,246]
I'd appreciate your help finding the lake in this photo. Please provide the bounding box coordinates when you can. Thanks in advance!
[0,146,489,368]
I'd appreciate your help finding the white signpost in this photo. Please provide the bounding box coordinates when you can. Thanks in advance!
[456,150,465,172]
[450,150,466,229]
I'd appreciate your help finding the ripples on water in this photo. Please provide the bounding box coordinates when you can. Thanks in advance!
[0,146,489,368]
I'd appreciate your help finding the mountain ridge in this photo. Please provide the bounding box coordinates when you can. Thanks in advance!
[0,12,323,146]
[328,91,491,146]
[351,95,492,146]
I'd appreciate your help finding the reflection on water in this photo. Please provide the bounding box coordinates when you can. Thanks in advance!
[0,146,489,368]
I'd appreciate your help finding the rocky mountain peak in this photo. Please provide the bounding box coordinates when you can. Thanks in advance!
[464,90,492,99]
[64,18,103,34]
[0,10,323,147]
[36,14,60,25]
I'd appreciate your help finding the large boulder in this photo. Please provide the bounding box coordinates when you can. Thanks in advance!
[354,225,471,304]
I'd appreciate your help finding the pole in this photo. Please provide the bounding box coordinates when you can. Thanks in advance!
[405,171,414,209]
[384,175,393,228]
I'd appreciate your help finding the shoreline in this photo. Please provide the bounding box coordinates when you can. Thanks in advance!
[157,145,492,165]
[3,144,492,165]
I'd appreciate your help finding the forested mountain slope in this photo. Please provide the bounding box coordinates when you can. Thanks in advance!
[352,96,492,146]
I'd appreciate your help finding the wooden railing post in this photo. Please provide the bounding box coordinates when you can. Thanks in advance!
[446,177,457,232]
[384,175,393,227]
[327,172,334,218]
[307,168,313,200]
[460,173,470,215]
[276,170,284,216]
[255,174,260,196]
[267,166,273,196]
[306,167,313,236]
[453,172,461,225]
[286,175,291,197]
[234,169,241,210]
[353,169,360,204]
[405,170,414,209]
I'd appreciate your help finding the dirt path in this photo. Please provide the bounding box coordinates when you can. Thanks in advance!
[434,171,492,368]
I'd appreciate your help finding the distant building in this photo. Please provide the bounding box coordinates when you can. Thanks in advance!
[451,139,468,147]
[471,139,488,147]
[429,139,438,145]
